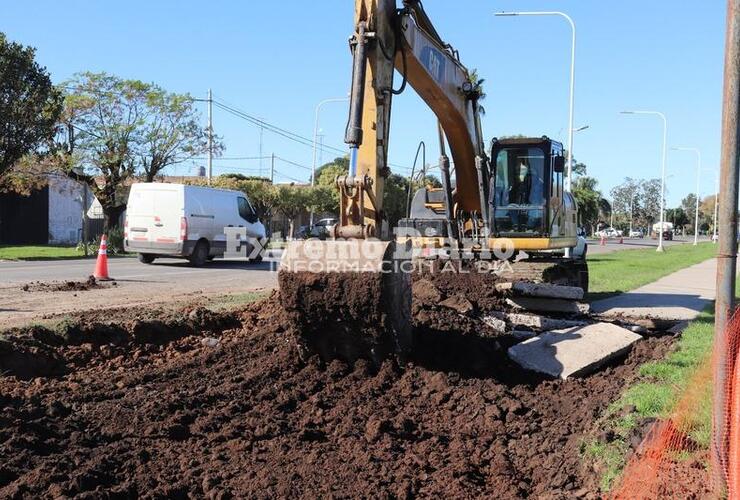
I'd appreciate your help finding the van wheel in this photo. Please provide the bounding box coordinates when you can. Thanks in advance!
[138,253,156,264]
[189,241,209,267]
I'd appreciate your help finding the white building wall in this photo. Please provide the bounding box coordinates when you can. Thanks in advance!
[47,175,93,244]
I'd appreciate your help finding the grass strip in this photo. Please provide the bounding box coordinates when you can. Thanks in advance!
[583,308,715,491]
[587,242,717,300]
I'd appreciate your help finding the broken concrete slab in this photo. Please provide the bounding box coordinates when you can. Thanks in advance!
[482,315,507,333]
[439,295,475,315]
[501,313,587,331]
[507,322,642,379]
[501,282,584,301]
[506,297,590,315]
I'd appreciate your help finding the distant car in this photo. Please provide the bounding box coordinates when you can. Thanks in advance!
[629,229,644,238]
[596,227,621,238]
[310,218,337,239]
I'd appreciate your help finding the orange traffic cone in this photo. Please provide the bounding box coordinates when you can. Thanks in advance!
[600,235,606,246]
[93,234,113,280]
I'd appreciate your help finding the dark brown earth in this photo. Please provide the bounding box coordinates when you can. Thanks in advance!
[0,270,678,498]
[20,275,113,293]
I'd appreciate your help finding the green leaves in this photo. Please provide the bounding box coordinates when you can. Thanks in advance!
[0,33,62,178]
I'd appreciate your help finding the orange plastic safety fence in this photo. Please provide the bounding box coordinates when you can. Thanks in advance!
[612,311,740,499]
[612,360,712,499]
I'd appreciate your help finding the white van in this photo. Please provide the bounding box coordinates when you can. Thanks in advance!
[124,183,267,266]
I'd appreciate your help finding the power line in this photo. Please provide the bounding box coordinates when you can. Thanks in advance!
[274,156,312,171]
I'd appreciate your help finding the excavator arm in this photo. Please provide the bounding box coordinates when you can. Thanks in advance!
[338,0,489,240]
[278,0,491,363]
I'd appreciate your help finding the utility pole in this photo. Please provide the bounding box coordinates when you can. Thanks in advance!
[713,0,740,492]
[259,122,264,177]
[207,89,213,185]
[82,182,89,257]
[629,195,634,235]
[610,202,614,228]
[270,153,275,183]
[318,133,325,168]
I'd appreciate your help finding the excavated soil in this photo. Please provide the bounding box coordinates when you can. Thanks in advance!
[20,275,113,293]
[0,270,680,498]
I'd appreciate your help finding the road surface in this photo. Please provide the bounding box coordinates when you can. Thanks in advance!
[585,236,705,255]
[0,238,712,328]
[0,252,281,328]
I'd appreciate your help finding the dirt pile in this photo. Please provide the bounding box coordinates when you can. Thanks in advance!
[0,278,678,498]
[20,275,113,293]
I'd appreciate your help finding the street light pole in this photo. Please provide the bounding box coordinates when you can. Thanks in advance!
[620,110,668,252]
[207,89,213,185]
[495,11,576,193]
[312,97,350,226]
[672,147,702,245]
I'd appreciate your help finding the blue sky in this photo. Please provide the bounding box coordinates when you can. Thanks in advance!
[3,0,726,206]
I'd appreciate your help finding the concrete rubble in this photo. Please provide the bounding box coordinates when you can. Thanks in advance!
[505,297,590,315]
[496,282,584,301]
[507,322,643,379]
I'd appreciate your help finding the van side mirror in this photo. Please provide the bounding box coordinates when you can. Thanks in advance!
[553,156,565,173]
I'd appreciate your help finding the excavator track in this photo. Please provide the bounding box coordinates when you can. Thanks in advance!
[278,239,412,364]
[503,258,589,292]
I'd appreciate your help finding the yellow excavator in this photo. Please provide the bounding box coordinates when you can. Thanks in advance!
[279,0,587,363]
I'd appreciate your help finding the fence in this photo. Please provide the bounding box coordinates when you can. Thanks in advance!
[613,310,740,498]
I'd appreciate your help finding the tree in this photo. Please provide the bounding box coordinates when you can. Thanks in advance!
[572,176,602,233]
[666,207,689,229]
[680,193,703,234]
[313,156,349,185]
[307,185,338,216]
[59,72,216,231]
[139,90,219,182]
[0,34,62,180]
[275,185,310,239]
[609,177,662,231]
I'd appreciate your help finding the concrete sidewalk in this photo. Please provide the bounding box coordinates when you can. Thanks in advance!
[591,258,717,321]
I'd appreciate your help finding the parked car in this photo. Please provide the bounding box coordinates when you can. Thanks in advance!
[124,183,266,266]
[629,229,644,238]
[596,227,622,238]
[310,218,338,239]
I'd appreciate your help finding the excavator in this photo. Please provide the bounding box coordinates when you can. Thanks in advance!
[279,0,587,363]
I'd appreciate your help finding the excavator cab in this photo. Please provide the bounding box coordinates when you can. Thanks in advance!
[490,137,573,240]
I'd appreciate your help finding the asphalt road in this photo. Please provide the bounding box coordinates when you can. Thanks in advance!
[0,237,712,327]
[0,251,282,328]
[585,236,705,254]
[0,253,282,285]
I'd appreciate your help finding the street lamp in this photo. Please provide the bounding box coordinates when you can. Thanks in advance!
[620,110,668,252]
[495,11,577,193]
[312,96,349,225]
[671,147,702,245]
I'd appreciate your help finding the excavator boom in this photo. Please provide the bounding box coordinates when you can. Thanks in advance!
[279,1,586,364]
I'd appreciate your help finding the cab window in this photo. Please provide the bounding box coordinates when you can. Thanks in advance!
[492,147,547,235]
[237,197,255,220]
